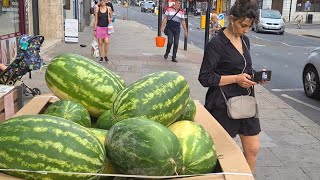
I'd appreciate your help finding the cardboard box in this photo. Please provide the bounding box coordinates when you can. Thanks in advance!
[0,96,253,180]
[0,85,23,122]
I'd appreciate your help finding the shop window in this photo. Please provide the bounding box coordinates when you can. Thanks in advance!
[296,0,320,12]
[0,0,20,36]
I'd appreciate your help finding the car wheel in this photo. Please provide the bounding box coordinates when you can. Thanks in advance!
[303,66,320,99]
[279,31,284,35]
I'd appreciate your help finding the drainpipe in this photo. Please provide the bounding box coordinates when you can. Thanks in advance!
[32,0,39,35]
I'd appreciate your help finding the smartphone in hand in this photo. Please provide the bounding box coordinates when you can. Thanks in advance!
[253,70,272,83]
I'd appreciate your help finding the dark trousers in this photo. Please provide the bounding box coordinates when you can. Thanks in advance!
[165,28,180,59]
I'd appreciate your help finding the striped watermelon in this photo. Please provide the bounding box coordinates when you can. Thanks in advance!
[45,53,125,117]
[0,115,105,180]
[105,118,183,176]
[168,121,217,175]
[176,97,196,121]
[88,128,108,145]
[111,71,190,127]
[44,100,91,127]
[95,110,113,130]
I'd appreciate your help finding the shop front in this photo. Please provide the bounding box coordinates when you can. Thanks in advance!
[0,0,26,65]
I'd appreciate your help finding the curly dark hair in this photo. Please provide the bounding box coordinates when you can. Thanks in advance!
[229,0,258,21]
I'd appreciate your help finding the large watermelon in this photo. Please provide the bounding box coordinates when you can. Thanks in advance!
[95,110,113,130]
[111,71,190,127]
[45,53,125,117]
[44,100,91,127]
[105,118,183,176]
[0,115,105,180]
[176,97,196,121]
[168,121,217,175]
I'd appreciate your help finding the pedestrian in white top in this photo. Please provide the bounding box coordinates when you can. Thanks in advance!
[294,13,303,29]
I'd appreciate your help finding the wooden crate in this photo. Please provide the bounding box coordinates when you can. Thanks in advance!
[0,85,23,122]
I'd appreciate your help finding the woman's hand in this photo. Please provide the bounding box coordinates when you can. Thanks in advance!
[236,73,256,88]
[93,31,96,38]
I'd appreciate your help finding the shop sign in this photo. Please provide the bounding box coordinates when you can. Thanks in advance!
[64,19,79,43]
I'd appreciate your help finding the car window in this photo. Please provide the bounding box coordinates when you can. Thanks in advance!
[261,10,282,19]
[144,3,153,8]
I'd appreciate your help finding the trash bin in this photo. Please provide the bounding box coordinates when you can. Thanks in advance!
[306,14,313,24]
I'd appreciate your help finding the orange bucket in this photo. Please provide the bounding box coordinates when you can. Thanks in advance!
[155,36,166,47]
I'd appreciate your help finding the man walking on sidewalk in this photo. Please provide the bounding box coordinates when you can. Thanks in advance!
[161,0,188,62]
[294,13,303,29]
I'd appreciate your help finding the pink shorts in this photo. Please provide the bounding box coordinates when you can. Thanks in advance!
[96,26,110,39]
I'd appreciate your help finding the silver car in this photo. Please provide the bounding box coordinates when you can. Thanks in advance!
[253,9,285,35]
[303,48,320,99]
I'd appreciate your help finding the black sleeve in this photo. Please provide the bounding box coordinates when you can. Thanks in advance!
[198,41,222,87]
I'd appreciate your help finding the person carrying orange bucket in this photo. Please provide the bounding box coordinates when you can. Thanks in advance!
[160,0,188,63]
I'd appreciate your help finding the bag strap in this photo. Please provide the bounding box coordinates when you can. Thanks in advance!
[220,87,228,104]
[168,9,180,21]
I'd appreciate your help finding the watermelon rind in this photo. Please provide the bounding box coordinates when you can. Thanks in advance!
[44,100,91,127]
[111,71,190,127]
[169,121,217,175]
[105,117,183,176]
[0,115,105,180]
[176,97,196,121]
[45,53,125,117]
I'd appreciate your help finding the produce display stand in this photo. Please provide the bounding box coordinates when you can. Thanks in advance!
[0,85,23,122]
[0,95,253,180]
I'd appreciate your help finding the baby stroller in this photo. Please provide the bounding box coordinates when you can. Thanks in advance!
[0,34,44,96]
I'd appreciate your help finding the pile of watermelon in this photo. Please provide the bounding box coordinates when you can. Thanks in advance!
[0,53,217,180]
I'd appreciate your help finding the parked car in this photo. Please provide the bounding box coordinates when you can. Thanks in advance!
[252,9,285,35]
[303,48,320,99]
[141,2,154,13]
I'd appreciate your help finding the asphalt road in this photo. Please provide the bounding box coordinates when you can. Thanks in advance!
[115,5,320,125]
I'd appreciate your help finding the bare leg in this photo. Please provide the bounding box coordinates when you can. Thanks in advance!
[104,37,109,57]
[239,134,260,174]
[98,38,104,59]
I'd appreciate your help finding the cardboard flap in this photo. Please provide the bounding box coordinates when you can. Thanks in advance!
[194,101,253,180]
[12,96,58,117]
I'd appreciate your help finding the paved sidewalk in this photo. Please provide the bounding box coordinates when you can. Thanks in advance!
[22,19,320,180]
[285,22,320,38]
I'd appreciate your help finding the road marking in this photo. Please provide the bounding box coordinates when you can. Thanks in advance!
[251,43,266,47]
[272,88,304,92]
[281,94,320,111]
[251,35,317,49]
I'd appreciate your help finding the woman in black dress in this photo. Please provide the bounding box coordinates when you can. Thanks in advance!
[198,0,260,173]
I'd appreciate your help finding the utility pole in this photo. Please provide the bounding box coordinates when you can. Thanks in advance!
[184,0,188,51]
[158,0,163,36]
[204,0,211,48]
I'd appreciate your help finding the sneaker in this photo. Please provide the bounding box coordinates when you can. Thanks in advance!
[99,57,103,63]
[172,58,178,63]
[164,54,168,59]
[104,56,109,62]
